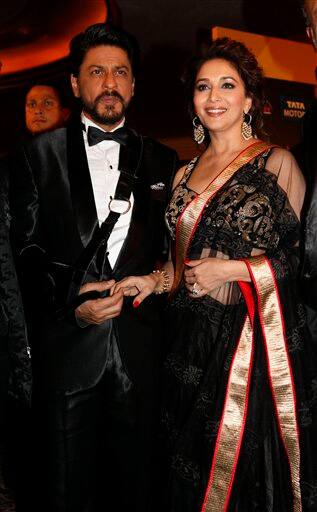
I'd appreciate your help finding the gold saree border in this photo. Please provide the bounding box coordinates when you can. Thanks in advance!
[202,289,254,512]
[246,256,302,512]
[201,258,302,511]
[171,141,273,296]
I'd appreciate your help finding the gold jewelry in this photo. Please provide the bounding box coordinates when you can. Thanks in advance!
[152,269,170,294]
[242,112,252,140]
[192,116,205,144]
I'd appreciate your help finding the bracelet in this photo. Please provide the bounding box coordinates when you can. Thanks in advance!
[152,269,170,294]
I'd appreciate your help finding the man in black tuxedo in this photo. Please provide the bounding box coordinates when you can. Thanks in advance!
[300,0,317,331]
[10,23,178,512]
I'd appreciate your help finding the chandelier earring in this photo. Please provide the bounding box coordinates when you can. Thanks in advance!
[192,116,205,144]
[242,112,253,140]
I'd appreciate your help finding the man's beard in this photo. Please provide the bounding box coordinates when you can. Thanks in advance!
[82,90,129,126]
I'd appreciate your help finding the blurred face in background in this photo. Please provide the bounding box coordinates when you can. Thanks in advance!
[25,85,70,134]
[305,0,317,49]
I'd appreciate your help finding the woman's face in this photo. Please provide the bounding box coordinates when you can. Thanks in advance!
[193,58,252,136]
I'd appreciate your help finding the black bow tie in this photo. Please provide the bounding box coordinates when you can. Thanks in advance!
[87,125,129,147]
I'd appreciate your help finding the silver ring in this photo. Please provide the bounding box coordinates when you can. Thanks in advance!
[192,282,201,296]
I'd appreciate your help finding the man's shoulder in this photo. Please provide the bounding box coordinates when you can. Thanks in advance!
[142,135,176,156]
[22,127,67,152]
[139,135,178,171]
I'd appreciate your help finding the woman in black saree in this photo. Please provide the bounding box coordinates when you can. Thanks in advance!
[112,38,317,511]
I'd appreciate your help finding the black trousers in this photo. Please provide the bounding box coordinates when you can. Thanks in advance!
[27,335,158,512]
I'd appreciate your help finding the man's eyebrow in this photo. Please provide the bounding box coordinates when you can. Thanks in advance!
[88,64,130,69]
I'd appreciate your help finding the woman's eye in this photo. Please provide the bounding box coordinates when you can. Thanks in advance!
[222,82,234,89]
[196,83,209,91]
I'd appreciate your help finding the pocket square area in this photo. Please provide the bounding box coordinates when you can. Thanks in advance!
[150,182,165,190]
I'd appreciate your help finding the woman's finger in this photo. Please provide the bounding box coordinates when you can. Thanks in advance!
[184,268,196,277]
[123,286,139,296]
[185,282,207,299]
[184,275,197,285]
[132,287,153,308]
[113,277,139,294]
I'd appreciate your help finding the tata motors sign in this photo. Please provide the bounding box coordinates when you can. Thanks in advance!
[280,97,311,120]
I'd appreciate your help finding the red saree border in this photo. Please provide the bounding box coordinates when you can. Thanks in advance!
[170,141,274,296]
[201,257,302,511]
[245,256,302,512]
[201,282,255,511]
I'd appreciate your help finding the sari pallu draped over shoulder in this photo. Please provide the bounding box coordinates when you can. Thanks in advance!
[171,141,302,512]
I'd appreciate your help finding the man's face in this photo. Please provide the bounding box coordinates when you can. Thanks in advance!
[71,45,135,129]
[305,0,317,50]
[25,85,68,134]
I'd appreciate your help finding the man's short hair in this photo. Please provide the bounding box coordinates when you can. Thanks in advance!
[26,83,69,108]
[69,23,140,77]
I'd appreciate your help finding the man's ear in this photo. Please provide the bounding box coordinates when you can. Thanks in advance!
[131,78,135,97]
[62,107,71,123]
[70,74,80,98]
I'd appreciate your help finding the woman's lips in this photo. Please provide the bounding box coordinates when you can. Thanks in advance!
[205,108,227,117]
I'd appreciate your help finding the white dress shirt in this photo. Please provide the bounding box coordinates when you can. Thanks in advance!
[82,114,134,269]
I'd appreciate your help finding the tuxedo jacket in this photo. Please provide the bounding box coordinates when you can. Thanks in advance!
[301,101,317,308]
[10,122,178,394]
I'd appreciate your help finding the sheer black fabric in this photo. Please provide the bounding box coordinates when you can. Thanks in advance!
[161,148,317,511]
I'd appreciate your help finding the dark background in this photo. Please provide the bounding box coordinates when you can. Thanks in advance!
[0,0,314,158]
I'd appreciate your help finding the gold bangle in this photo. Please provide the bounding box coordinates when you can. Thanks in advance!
[152,269,170,294]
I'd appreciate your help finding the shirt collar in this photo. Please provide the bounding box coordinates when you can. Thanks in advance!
[81,113,125,134]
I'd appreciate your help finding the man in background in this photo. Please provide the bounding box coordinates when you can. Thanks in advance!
[300,0,317,332]
[25,84,70,135]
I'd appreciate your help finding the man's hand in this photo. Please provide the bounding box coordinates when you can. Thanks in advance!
[75,280,124,325]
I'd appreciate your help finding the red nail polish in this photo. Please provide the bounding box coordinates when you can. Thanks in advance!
[133,300,140,308]
[184,258,190,264]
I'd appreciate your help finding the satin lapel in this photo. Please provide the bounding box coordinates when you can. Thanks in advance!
[67,122,99,248]
[113,130,145,273]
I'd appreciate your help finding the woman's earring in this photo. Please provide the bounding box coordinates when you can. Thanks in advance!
[192,116,205,144]
[242,112,253,140]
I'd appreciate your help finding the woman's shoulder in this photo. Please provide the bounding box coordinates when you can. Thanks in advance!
[172,165,187,190]
[172,156,199,190]
[264,145,302,170]
[264,145,305,214]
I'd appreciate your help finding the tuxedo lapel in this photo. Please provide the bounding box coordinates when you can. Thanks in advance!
[67,122,99,248]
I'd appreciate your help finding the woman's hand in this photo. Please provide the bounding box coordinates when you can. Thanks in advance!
[184,257,250,298]
[110,273,161,308]
[184,258,229,297]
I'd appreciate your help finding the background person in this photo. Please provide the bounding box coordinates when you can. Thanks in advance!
[300,0,317,336]
[25,84,70,135]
